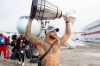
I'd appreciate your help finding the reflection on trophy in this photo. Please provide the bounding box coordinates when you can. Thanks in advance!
[30,0,62,20]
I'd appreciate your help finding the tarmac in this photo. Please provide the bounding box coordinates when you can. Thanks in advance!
[0,41,100,66]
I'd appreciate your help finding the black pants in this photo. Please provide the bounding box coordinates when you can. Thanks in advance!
[19,53,24,63]
[38,61,41,66]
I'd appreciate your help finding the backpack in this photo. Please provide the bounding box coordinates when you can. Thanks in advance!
[10,52,17,60]
[0,36,5,44]
[30,55,39,63]
[26,48,33,59]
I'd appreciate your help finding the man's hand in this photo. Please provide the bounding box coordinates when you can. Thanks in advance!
[63,14,70,23]
[27,16,33,22]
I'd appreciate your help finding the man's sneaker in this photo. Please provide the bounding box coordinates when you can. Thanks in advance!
[22,63,24,66]
[19,62,21,64]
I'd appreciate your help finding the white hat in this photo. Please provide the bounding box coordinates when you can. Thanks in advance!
[46,26,59,34]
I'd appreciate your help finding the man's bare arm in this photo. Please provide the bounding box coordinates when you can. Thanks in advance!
[25,18,40,44]
[60,15,71,45]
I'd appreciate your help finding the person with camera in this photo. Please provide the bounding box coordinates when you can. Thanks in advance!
[17,33,28,65]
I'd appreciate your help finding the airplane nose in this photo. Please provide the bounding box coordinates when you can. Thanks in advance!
[17,15,41,37]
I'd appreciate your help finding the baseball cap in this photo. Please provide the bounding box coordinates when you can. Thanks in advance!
[46,26,59,34]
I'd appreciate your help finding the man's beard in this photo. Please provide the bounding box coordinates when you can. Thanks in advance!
[49,35,57,40]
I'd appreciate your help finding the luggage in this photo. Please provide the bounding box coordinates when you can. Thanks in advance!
[10,52,17,60]
[30,55,38,63]
[26,48,32,59]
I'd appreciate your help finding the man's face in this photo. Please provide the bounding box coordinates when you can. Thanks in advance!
[22,33,25,37]
[20,33,25,38]
[48,30,57,39]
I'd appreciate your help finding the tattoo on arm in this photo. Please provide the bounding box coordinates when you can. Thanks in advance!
[25,22,40,44]
[25,22,31,36]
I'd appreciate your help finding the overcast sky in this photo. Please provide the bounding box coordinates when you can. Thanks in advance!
[0,0,100,33]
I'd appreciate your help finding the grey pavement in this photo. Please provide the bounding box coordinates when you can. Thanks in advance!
[0,41,100,66]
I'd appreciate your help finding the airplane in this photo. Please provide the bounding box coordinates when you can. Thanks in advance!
[17,0,76,49]
[17,15,76,49]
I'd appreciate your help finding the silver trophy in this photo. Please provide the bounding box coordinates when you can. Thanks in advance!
[30,0,62,20]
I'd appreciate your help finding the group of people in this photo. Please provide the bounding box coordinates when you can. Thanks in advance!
[11,33,30,65]
[0,33,38,66]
